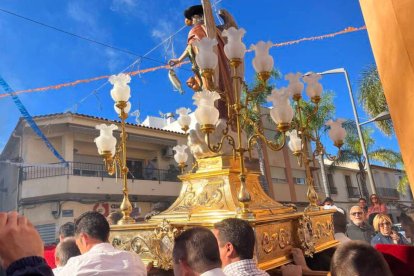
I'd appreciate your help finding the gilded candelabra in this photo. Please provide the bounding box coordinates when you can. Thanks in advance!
[175,29,347,213]
[94,74,135,225]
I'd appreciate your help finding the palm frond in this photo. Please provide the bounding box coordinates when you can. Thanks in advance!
[358,64,394,136]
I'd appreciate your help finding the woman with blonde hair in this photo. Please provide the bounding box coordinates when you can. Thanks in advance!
[371,214,409,246]
[367,194,388,217]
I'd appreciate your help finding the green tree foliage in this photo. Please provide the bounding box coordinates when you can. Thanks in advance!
[358,64,394,136]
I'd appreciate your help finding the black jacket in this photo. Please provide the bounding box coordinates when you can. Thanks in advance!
[346,221,374,243]
[6,256,53,276]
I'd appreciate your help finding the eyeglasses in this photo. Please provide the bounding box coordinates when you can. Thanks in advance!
[351,212,363,216]
[379,222,391,227]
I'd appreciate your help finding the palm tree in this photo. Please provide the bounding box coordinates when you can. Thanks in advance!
[358,64,408,192]
[358,65,393,136]
[332,120,402,198]
[300,92,336,196]
[241,70,281,194]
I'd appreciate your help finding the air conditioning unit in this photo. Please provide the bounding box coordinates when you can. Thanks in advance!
[162,146,174,158]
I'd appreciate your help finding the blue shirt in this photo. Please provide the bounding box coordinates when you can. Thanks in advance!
[371,232,409,246]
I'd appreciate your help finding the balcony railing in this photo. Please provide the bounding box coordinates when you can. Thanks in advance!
[377,187,400,199]
[22,162,180,182]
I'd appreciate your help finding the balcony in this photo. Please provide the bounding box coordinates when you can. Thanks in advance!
[20,162,182,202]
[377,187,400,199]
[22,162,180,182]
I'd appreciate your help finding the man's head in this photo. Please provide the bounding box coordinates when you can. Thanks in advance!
[358,198,367,208]
[330,240,392,276]
[349,206,365,226]
[322,197,334,206]
[173,227,221,276]
[55,237,81,267]
[74,211,110,254]
[213,218,255,267]
[400,212,414,240]
[58,222,75,242]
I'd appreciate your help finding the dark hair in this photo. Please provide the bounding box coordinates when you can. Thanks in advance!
[55,237,81,266]
[214,218,255,260]
[59,222,75,238]
[369,194,383,205]
[330,240,392,276]
[75,211,110,242]
[173,227,221,274]
[322,197,334,205]
[333,211,347,234]
[359,198,367,202]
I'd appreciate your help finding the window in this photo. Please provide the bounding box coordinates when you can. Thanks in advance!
[293,177,306,185]
[35,223,56,245]
[327,174,337,194]
[126,160,143,179]
[345,175,359,198]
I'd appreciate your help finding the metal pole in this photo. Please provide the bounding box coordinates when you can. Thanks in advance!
[342,70,377,194]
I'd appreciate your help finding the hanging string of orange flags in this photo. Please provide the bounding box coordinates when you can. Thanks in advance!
[0,26,366,99]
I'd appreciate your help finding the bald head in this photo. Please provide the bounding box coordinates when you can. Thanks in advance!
[349,206,364,226]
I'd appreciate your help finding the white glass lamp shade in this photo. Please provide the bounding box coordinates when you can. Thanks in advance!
[94,124,118,156]
[285,73,304,98]
[303,73,323,99]
[222,27,246,60]
[267,88,294,125]
[194,38,218,71]
[114,101,131,114]
[193,90,221,126]
[173,145,188,164]
[325,119,347,145]
[251,41,274,73]
[287,130,302,153]
[109,73,131,102]
[176,107,192,129]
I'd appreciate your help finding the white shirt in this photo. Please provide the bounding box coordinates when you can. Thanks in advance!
[57,243,146,276]
[200,268,227,276]
[52,266,63,275]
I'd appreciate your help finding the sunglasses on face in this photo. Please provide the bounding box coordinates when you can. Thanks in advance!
[379,222,391,227]
[351,212,363,216]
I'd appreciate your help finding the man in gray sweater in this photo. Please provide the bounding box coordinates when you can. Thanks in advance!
[346,205,374,243]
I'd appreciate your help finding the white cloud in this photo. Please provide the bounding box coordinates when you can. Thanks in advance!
[104,49,125,73]
[110,0,138,12]
[67,2,96,27]
[151,20,177,60]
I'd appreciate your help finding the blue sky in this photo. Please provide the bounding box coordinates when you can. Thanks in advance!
[0,0,400,158]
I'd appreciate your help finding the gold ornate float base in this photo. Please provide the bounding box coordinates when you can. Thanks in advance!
[110,156,338,270]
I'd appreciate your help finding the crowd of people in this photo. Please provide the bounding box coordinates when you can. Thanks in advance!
[0,196,413,276]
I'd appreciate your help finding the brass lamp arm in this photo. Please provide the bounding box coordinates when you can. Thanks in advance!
[324,147,342,162]
[205,131,236,153]
[247,132,286,158]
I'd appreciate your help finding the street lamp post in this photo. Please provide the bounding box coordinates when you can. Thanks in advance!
[313,68,377,195]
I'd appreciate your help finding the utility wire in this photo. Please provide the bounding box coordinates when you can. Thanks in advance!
[0,7,173,66]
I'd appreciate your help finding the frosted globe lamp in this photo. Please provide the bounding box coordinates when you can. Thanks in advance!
[251,41,274,75]
[194,38,218,71]
[222,27,246,61]
[94,124,118,157]
[173,145,188,164]
[109,73,131,102]
[114,101,131,115]
[326,119,347,148]
[285,73,304,101]
[176,107,192,132]
[287,130,302,156]
[267,88,293,132]
[193,90,220,133]
[303,73,323,103]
